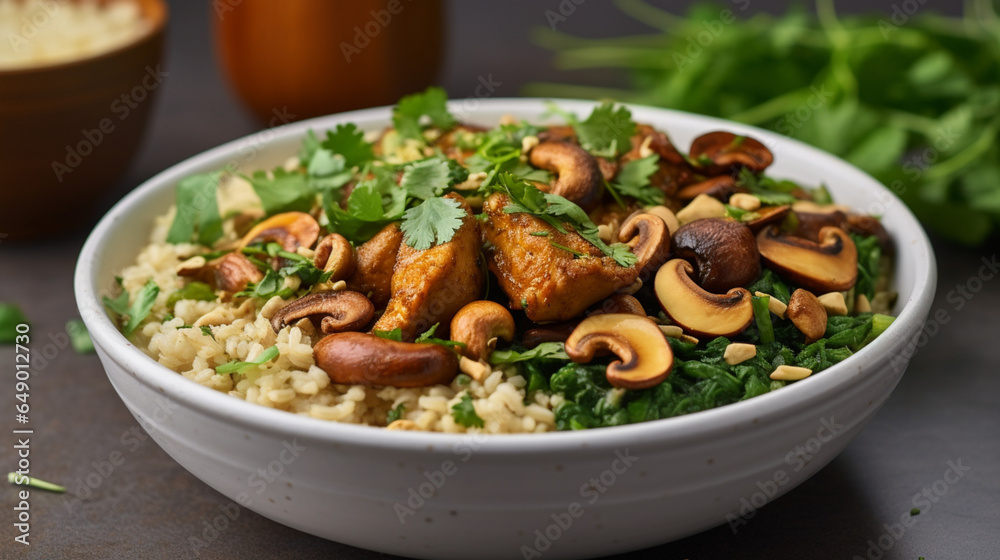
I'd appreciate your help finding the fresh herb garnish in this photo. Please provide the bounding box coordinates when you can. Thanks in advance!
[387,403,406,424]
[400,196,467,250]
[451,393,485,428]
[245,167,318,216]
[414,323,467,349]
[571,101,636,158]
[393,86,456,141]
[216,345,279,375]
[318,123,374,169]
[200,326,216,340]
[65,319,95,354]
[0,303,28,343]
[234,270,293,300]
[607,154,664,206]
[489,342,570,364]
[324,166,407,243]
[166,281,217,308]
[752,295,775,345]
[373,328,403,342]
[400,157,454,200]
[7,472,65,493]
[166,172,224,246]
[103,279,160,337]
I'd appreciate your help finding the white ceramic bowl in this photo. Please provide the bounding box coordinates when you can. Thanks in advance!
[75,100,936,559]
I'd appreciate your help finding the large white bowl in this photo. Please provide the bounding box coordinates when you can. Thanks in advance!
[75,100,936,559]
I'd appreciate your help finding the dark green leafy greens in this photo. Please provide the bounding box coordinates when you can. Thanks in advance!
[531,0,1000,244]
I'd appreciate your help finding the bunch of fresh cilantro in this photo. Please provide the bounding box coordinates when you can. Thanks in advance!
[530,0,1000,244]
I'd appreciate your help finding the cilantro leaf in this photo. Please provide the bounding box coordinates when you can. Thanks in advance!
[451,393,485,428]
[297,130,323,168]
[245,168,315,215]
[216,345,279,375]
[276,251,334,286]
[0,303,29,343]
[610,154,664,205]
[234,270,293,300]
[320,123,374,169]
[400,196,466,250]
[414,323,466,349]
[166,281,217,308]
[103,279,160,337]
[324,167,407,243]
[166,172,224,246]
[393,87,456,141]
[373,328,403,342]
[573,101,636,158]
[306,149,354,192]
[401,157,453,200]
[387,404,406,424]
[66,319,95,354]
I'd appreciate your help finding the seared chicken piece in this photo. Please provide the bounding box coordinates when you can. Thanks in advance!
[371,193,484,341]
[346,223,403,309]
[482,193,640,323]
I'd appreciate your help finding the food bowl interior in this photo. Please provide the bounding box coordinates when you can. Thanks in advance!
[75,100,936,559]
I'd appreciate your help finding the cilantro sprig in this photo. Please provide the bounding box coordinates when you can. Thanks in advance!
[393,86,456,141]
[451,393,485,428]
[103,279,160,337]
[607,154,664,206]
[400,196,467,250]
[166,172,224,246]
[216,345,279,375]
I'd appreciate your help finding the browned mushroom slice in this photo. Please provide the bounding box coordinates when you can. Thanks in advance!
[239,211,320,252]
[791,209,847,241]
[619,211,672,277]
[689,131,773,174]
[450,301,516,361]
[672,218,759,292]
[179,252,263,294]
[654,259,754,338]
[786,289,828,344]
[346,223,403,309]
[676,175,743,201]
[313,233,356,282]
[313,332,458,388]
[756,225,858,293]
[846,214,893,254]
[522,321,579,348]
[528,140,605,211]
[588,293,646,317]
[269,291,374,334]
[565,314,673,390]
[746,205,791,233]
[371,193,484,341]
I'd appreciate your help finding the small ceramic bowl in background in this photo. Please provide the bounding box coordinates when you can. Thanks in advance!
[0,0,167,239]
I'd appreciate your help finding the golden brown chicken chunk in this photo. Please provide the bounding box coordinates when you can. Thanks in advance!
[346,223,404,309]
[482,193,640,323]
[371,193,484,341]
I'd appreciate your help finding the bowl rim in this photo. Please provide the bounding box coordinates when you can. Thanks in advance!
[74,98,937,454]
[0,0,168,76]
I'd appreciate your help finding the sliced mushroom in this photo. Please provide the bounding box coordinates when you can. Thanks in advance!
[179,252,263,293]
[565,314,673,390]
[529,140,604,211]
[654,259,754,338]
[689,131,773,174]
[450,301,516,361]
[239,211,320,252]
[672,218,759,292]
[313,233,356,282]
[676,175,743,201]
[644,205,680,236]
[756,225,858,293]
[792,209,847,241]
[269,290,374,334]
[587,293,646,317]
[313,332,459,387]
[522,321,578,348]
[746,204,791,233]
[786,289,827,344]
[619,211,672,276]
[846,214,893,253]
